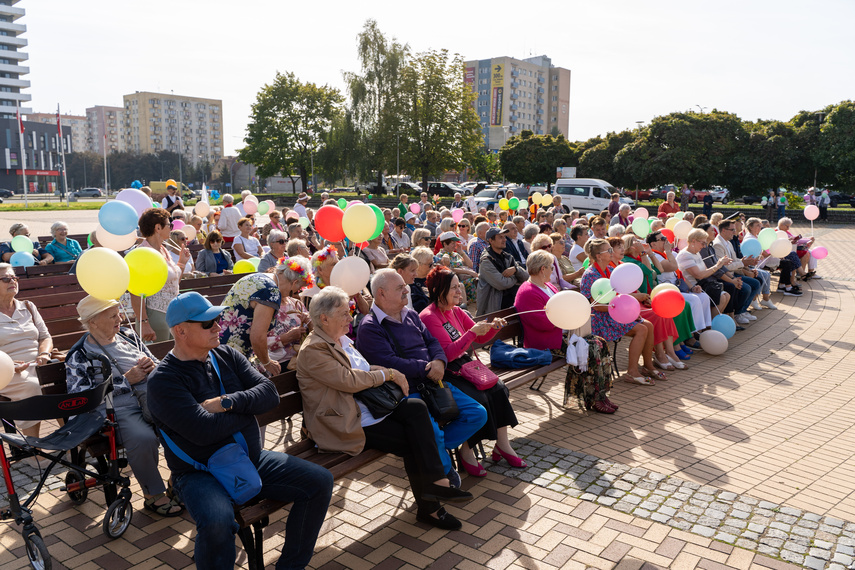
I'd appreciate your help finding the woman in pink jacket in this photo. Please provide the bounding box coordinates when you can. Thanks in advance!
[514,250,566,351]
[420,267,525,479]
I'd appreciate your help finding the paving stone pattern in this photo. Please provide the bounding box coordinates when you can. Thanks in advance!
[491,437,855,569]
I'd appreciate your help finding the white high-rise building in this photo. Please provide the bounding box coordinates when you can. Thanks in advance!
[0,0,31,119]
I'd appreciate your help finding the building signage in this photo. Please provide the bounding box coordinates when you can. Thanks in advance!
[465,66,475,86]
[491,64,504,126]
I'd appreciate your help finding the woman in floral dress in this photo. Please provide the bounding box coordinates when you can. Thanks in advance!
[266,256,314,370]
[433,232,477,303]
[580,238,657,386]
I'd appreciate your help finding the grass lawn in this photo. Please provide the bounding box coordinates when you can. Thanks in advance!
[0,201,106,211]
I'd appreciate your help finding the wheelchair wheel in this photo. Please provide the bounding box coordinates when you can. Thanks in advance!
[64,470,88,505]
[23,531,52,570]
[102,496,133,539]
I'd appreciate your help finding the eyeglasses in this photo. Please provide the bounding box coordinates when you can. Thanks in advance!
[599,248,614,254]
[189,317,220,330]
[1,276,18,283]
[273,239,286,244]
[540,245,552,251]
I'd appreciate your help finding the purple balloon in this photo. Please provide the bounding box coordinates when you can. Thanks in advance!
[610,263,643,294]
[608,294,641,324]
[116,188,154,218]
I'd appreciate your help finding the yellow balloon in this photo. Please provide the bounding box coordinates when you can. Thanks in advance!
[341,204,376,243]
[651,283,680,299]
[76,248,130,300]
[531,192,543,204]
[665,217,679,231]
[498,198,509,210]
[125,247,168,297]
[540,193,554,207]
[234,259,256,274]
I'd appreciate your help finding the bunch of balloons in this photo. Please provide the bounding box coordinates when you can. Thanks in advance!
[529,192,554,208]
[76,246,168,301]
[498,197,522,211]
[9,235,35,267]
[544,291,592,330]
[315,201,385,244]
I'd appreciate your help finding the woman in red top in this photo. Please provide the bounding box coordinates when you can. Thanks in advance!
[657,192,681,217]
[420,267,525,477]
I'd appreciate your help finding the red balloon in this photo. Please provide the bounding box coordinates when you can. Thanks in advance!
[651,289,685,318]
[661,229,675,243]
[355,241,369,249]
[315,205,346,242]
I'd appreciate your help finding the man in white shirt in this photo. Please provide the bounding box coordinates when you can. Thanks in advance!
[217,194,242,243]
[712,220,762,324]
[161,184,184,214]
[293,193,309,218]
[390,218,411,250]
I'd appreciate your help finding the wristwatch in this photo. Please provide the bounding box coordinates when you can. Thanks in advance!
[221,396,233,411]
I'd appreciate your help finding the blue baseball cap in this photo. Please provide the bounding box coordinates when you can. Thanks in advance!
[166,292,225,327]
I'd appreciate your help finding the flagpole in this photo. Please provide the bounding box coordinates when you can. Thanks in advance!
[57,104,69,205]
[17,101,28,209]
[102,133,108,195]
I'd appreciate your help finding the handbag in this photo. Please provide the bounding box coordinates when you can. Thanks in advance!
[159,353,262,505]
[379,319,459,426]
[439,312,498,390]
[355,381,405,417]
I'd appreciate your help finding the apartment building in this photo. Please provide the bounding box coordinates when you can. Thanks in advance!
[28,112,86,153]
[86,105,126,154]
[122,91,223,165]
[464,54,571,151]
[0,0,30,120]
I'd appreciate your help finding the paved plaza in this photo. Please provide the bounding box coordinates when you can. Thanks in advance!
[0,222,853,569]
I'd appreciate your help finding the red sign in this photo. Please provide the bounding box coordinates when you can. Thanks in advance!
[15,169,59,176]
[465,66,475,85]
[58,397,88,411]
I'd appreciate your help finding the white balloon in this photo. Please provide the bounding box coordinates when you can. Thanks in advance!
[673,220,692,240]
[0,350,13,391]
[330,256,371,296]
[545,291,591,330]
[775,230,788,240]
[194,201,211,217]
[244,195,259,205]
[181,225,197,241]
[699,330,728,355]
[95,225,138,252]
[768,238,792,258]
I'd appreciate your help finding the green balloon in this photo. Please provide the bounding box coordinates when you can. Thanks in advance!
[591,278,616,304]
[631,217,650,238]
[257,201,270,215]
[87,233,94,247]
[674,211,685,220]
[298,217,310,229]
[152,201,159,208]
[519,199,529,210]
[758,227,777,250]
[248,257,261,269]
[508,197,520,210]
[11,235,33,253]
[368,204,384,240]
[337,198,347,209]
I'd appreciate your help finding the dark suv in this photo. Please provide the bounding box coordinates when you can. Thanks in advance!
[425,181,470,197]
[0,189,12,198]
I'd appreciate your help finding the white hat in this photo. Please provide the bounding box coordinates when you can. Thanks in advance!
[438,231,460,243]
[404,212,416,221]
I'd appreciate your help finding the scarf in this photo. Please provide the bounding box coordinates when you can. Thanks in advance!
[593,262,611,278]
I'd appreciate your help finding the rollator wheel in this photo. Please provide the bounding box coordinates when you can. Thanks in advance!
[64,470,88,505]
[102,496,133,539]
[23,531,52,570]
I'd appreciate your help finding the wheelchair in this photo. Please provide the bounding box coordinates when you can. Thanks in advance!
[0,356,133,570]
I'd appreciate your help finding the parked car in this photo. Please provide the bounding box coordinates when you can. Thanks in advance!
[685,188,710,204]
[393,182,421,195]
[708,186,730,203]
[425,181,471,197]
[0,189,13,198]
[472,186,506,210]
[652,184,680,201]
[826,191,850,208]
[553,178,634,214]
[738,194,763,205]
[73,188,103,198]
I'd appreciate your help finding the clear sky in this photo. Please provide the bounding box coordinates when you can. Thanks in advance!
[25,0,855,156]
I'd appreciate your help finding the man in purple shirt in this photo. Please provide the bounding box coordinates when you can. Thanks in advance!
[468,221,490,273]
[355,270,486,499]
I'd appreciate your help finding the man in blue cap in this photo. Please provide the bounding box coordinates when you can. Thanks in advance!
[147,292,333,570]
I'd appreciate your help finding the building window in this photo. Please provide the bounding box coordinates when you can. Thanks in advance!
[552,96,558,102]
[552,86,557,91]
[552,74,558,81]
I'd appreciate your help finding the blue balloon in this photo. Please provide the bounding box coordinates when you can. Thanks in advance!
[131,180,143,189]
[711,314,736,339]
[10,251,35,267]
[98,200,139,236]
[741,238,762,258]
[210,190,220,200]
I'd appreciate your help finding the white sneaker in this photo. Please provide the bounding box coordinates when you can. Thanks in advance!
[735,313,751,324]
[760,299,778,310]
[750,300,762,311]
[744,313,757,321]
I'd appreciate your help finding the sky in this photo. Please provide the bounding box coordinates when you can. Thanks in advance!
[24,0,855,156]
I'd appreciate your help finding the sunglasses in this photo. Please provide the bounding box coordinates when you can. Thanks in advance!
[600,248,614,254]
[540,245,552,251]
[189,317,220,330]
[1,276,19,283]
[273,239,286,244]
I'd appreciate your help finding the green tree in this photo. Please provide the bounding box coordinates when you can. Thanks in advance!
[499,130,575,188]
[345,19,408,189]
[65,151,103,190]
[239,71,343,194]
[316,111,359,187]
[391,49,483,190]
[217,163,231,188]
[467,147,501,184]
[614,111,746,189]
[727,120,799,195]
[814,100,855,192]
[578,130,635,187]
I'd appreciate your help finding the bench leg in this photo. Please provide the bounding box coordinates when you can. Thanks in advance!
[238,517,268,570]
[529,375,546,391]
[611,341,620,381]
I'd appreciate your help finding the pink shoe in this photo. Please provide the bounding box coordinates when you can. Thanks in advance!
[491,447,527,469]
[458,453,487,477]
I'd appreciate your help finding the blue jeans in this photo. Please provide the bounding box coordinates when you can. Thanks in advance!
[411,383,487,473]
[174,450,333,570]
[778,205,786,218]
[737,275,762,314]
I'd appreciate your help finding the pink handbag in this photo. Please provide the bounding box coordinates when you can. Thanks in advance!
[458,355,499,390]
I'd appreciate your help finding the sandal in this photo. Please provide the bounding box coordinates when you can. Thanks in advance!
[652,358,674,371]
[620,373,655,386]
[144,492,184,517]
[166,479,184,507]
[640,366,667,381]
[667,355,689,370]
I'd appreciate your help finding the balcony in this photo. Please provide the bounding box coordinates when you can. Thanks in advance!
[536,109,544,115]
[0,77,29,88]
[536,119,543,125]
[511,104,518,111]
[511,81,519,89]
[538,76,544,83]
[509,125,518,133]
[511,69,519,77]
[509,114,518,122]
[0,5,26,20]
[510,93,518,100]
[537,97,544,105]
[537,87,544,94]
[0,36,27,47]
[0,21,26,34]
[1,50,28,61]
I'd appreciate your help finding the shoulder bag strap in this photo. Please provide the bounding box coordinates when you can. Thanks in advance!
[159,429,207,471]
[208,351,250,452]
[88,334,128,378]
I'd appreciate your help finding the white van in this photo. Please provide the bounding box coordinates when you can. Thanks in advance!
[552,178,634,213]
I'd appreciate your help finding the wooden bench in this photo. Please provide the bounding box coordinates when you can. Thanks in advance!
[470,307,566,392]
[35,352,384,570]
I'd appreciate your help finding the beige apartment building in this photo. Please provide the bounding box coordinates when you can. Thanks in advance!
[122,91,223,165]
[86,105,126,154]
[463,54,571,151]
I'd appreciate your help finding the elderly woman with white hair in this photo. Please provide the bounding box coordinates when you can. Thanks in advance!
[44,221,82,262]
[777,217,821,281]
[258,229,288,273]
[65,295,183,517]
[296,286,473,530]
[265,256,314,370]
[610,203,631,227]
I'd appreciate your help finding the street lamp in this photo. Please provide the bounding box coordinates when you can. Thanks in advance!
[697,105,707,114]
[813,112,827,188]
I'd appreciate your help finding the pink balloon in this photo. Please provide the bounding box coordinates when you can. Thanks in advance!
[609,263,643,294]
[571,219,580,226]
[609,294,641,324]
[409,203,421,214]
[171,219,185,230]
[451,208,464,223]
[264,199,276,212]
[804,205,819,221]
[677,238,688,250]
[243,199,258,215]
[810,246,828,260]
[634,207,649,220]
[346,200,364,210]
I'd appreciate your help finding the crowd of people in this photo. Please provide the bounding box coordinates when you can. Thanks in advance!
[0,184,825,569]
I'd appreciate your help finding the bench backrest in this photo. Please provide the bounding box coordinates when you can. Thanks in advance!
[470,307,523,352]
